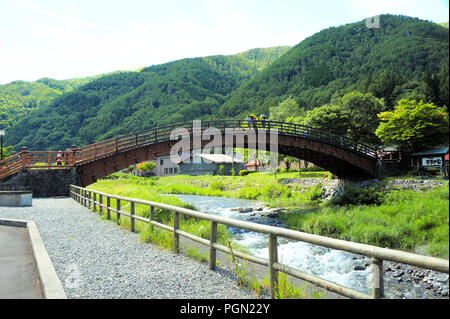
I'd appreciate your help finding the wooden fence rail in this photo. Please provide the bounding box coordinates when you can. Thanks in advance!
[70,185,449,299]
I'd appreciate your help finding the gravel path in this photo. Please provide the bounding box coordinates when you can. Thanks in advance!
[0,198,257,299]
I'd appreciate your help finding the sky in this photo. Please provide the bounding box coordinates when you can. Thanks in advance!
[0,0,448,84]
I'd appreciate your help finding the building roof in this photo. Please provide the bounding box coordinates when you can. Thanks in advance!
[194,153,244,164]
[412,146,449,157]
[245,159,261,167]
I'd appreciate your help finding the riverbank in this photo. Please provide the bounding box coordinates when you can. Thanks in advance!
[89,172,448,298]
[280,181,449,259]
[100,171,327,208]
[92,172,449,259]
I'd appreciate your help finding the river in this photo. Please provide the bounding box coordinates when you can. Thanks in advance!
[169,194,446,299]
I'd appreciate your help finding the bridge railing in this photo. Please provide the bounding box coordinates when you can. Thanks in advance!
[1,120,378,178]
[0,148,77,179]
[70,184,448,299]
[72,120,377,166]
[0,152,23,179]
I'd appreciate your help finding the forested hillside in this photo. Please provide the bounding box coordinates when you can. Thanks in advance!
[0,72,125,129]
[6,47,290,150]
[219,15,449,118]
[0,78,90,129]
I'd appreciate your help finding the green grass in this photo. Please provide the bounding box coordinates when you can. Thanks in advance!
[91,174,449,258]
[88,180,232,249]
[101,172,327,208]
[280,182,449,258]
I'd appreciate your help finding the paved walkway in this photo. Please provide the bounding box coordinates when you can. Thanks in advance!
[0,225,42,299]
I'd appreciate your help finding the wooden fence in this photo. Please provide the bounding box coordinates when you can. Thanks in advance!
[70,185,449,299]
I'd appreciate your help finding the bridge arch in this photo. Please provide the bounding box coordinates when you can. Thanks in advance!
[73,120,378,186]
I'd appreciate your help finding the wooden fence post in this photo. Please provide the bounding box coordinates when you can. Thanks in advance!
[150,206,155,221]
[106,196,111,220]
[99,194,103,215]
[116,199,121,225]
[371,257,384,299]
[209,221,217,270]
[130,202,135,232]
[269,234,278,299]
[93,192,96,211]
[173,211,180,254]
[70,145,76,165]
[21,147,27,168]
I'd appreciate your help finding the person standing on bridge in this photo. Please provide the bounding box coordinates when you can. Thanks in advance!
[63,149,70,165]
[260,114,267,129]
[250,115,257,130]
[245,115,252,130]
[56,153,63,166]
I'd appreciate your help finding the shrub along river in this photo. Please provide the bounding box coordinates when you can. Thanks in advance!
[169,194,448,299]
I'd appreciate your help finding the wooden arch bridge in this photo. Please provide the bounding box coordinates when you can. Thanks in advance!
[0,120,378,187]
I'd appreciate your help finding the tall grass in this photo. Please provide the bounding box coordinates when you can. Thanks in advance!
[281,183,449,258]
[101,172,325,208]
[88,179,232,248]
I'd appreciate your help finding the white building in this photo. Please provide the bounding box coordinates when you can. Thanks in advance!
[151,155,181,176]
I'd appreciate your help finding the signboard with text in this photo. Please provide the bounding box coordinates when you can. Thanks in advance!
[422,157,443,167]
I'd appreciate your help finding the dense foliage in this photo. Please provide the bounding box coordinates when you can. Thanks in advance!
[0,77,90,129]
[219,15,449,118]
[6,47,290,150]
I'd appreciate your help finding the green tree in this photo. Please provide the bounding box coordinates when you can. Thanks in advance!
[368,69,405,107]
[137,161,156,172]
[438,62,449,111]
[269,97,302,122]
[290,103,349,137]
[339,91,385,146]
[421,67,440,105]
[375,99,449,153]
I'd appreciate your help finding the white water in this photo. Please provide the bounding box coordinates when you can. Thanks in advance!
[172,194,374,295]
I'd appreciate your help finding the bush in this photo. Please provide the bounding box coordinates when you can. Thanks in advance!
[209,179,225,191]
[239,170,249,176]
[138,161,156,172]
[330,187,384,206]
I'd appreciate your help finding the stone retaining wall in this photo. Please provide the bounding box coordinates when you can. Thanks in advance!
[280,177,447,200]
[0,168,78,197]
